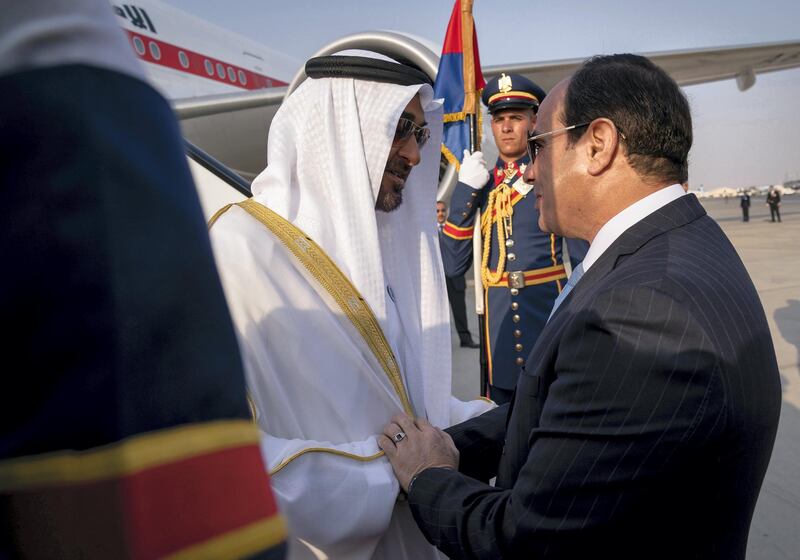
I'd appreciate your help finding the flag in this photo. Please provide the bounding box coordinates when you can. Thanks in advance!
[434,0,485,169]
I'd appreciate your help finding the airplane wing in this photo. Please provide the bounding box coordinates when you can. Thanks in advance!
[488,39,800,93]
[177,38,800,184]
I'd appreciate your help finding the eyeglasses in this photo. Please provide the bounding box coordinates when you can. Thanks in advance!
[394,117,430,148]
[526,121,626,164]
[526,122,590,164]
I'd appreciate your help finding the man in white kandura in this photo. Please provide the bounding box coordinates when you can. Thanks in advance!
[209,54,494,559]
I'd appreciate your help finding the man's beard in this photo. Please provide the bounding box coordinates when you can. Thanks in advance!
[376,158,412,212]
[375,188,402,212]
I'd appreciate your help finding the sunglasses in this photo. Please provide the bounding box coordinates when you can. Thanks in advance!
[394,117,430,148]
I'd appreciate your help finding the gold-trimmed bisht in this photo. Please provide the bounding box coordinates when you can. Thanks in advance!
[210,200,415,474]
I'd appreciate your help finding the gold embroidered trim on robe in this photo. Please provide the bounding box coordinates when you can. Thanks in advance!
[269,448,385,476]
[235,199,413,417]
[210,200,417,474]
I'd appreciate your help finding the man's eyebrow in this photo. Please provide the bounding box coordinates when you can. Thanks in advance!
[401,111,427,127]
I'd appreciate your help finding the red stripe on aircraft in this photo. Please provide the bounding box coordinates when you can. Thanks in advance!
[124,30,287,90]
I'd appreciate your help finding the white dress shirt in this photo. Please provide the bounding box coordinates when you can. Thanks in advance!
[581,184,687,274]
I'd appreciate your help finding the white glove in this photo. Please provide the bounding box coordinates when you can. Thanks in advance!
[458,149,489,189]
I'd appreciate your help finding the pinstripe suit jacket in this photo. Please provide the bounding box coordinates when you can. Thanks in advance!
[409,194,781,559]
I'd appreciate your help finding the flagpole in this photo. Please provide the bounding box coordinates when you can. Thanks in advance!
[460,0,489,398]
[435,0,489,398]
[467,114,475,153]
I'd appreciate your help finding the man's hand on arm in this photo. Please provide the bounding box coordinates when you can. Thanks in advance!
[378,414,459,492]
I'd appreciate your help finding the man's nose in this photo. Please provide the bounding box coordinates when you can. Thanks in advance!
[399,135,422,166]
[523,161,535,184]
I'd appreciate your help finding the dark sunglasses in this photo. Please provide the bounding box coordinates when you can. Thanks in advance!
[394,117,430,148]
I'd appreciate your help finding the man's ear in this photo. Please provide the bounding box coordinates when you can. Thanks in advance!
[584,118,621,176]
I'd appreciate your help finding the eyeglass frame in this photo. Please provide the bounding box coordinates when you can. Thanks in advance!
[394,117,431,149]
[526,120,626,164]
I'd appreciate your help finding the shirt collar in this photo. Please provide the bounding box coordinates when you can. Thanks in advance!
[495,155,530,169]
[582,184,687,272]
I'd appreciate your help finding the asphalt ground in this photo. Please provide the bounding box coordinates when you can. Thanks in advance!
[447,194,800,559]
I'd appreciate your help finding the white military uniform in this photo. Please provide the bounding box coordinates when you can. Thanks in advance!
[211,67,493,559]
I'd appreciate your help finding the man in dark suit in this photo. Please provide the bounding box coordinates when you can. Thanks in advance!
[378,54,781,559]
[740,189,752,221]
[437,200,479,348]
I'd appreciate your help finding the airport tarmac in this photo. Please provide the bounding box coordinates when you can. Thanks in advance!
[447,194,800,559]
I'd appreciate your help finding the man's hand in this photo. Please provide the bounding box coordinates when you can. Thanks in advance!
[378,414,459,493]
[458,149,489,189]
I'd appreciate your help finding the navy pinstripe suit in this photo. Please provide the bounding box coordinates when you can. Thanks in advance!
[408,194,781,559]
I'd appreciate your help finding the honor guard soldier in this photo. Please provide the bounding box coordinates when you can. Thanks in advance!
[440,72,588,404]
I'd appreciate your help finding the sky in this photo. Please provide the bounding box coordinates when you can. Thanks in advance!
[165,0,800,190]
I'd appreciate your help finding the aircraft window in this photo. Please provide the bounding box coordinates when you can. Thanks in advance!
[149,41,161,61]
[178,51,190,69]
[216,63,225,79]
[227,66,236,82]
[204,60,214,76]
[132,36,146,56]
[238,70,247,85]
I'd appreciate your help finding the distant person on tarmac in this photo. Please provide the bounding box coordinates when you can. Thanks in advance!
[740,189,751,222]
[766,187,782,222]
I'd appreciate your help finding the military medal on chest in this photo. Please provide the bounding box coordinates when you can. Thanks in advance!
[502,164,517,184]
[499,162,518,237]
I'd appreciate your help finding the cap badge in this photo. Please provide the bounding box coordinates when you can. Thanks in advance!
[498,73,513,94]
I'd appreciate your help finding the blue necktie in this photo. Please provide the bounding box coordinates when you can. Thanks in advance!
[548,263,585,321]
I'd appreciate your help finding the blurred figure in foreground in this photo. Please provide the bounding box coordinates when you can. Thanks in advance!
[0,2,285,558]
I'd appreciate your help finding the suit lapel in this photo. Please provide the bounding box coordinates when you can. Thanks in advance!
[608,194,706,260]
[502,195,708,483]
[553,194,707,321]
